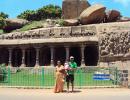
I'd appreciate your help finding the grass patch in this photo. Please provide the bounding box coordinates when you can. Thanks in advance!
[13,21,46,32]
[12,19,63,32]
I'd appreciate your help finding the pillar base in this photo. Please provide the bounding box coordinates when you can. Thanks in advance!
[81,63,85,67]
[20,64,26,68]
[81,60,85,67]
[51,60,54,67]
[7,63,13,68]
[51,64,54,67]
[50,61,55,67]
[34,64,40,68]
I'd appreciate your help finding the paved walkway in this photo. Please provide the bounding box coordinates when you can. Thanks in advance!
[0,88,130,100]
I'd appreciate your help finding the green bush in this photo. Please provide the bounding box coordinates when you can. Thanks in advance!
[17,10,37,21]
[12,21,45,32]
[0,17,6,29]
[0,12,8,30]
[17,4,62,21]
[0,12,8,19]
[56,19,64,26]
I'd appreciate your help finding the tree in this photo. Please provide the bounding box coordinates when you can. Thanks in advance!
[17,4,62,21]
[17,10,36,21]
[0,12,8,19]
[0,12,8,29]
[36,4,62,19]
[0,17,6,29]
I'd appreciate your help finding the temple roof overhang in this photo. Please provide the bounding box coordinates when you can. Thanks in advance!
[0,37,98,45]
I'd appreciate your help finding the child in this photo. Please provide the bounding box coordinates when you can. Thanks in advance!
[64,62,72,76]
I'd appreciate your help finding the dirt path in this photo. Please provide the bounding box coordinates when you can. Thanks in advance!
[0,88,130,100]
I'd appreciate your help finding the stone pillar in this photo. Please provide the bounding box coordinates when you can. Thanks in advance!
[35,47,40,67]
[8,48,13,67]
[65,46,69,62]
[80,44,85,66]
[21,48,26,68]
[50,46,54,66]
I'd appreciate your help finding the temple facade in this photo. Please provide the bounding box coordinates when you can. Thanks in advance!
[0,25,99,67]
[0,21,130,68]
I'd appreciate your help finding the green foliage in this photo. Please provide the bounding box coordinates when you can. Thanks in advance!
[0,17,6,29]
[0,12,8,30]
[56,19,64,26]
[0,12,8,32]
[36,4,62,20]
[17,10,37,21]
[0,12,8,19]
[17,4,62,21]
[12,21,45,32]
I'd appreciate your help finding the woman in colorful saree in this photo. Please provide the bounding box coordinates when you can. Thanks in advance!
[54,61,66,93]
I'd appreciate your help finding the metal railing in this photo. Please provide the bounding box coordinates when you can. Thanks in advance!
[0,66,121,88]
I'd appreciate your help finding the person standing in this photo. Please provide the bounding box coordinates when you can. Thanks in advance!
[66,56,77,93]
[54,61,66,93]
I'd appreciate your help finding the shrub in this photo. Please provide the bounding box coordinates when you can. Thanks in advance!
[17,4,62,21]
[0,12,8,19]
[0,17,7,29]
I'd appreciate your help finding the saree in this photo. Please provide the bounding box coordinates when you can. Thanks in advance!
[54,65,65,93]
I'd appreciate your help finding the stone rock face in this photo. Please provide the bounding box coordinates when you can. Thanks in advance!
[99,24,130,61]
[63,19,79,26]
[78,0,91,16]
[62,0,90,19]
[105,10,121,22]
[3,19,29,32]
[79,4,106,25]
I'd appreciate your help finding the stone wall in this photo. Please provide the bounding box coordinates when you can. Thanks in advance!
[97,22,130,87]
[0,26,97,40]
[97,22,130,62]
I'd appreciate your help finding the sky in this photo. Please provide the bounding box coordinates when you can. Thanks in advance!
[0,0,130,18]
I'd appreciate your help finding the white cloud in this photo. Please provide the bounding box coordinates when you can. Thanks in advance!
[114,0,130,7]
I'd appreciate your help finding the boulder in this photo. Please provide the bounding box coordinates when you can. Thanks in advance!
[63,19,79,26]
[105,10,121,22]
[3,18,29,32]
[79,4,106,25]
[62,0,90,19]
